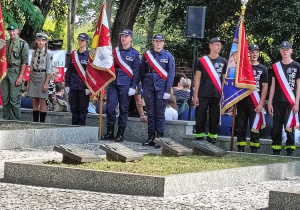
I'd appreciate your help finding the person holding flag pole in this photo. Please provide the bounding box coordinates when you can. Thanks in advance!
[0,3,6,84]
[268,41,300,156]
[85,0,115,139]
[221,0,257,151]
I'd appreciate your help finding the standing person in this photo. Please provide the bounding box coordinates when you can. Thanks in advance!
[103,29,140,142]
[236,44,268,153]
[2,22,29,120]
[65,33,90,125]
[193,37,227,144]
[27,32,53,122]
[141,33,175,147]
[268,41,300,156]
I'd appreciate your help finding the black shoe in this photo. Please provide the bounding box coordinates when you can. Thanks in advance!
[250,147,258,153]
[273,149,281,155]
[286,149,294,156]
[196,137,204,141]
[115,127,125,142]
[142,131,155,146]
[207,137,217,144]
[104,126,115,140]
[237,146,245,152]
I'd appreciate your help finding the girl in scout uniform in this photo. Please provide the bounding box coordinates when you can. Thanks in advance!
[27,32,53,122]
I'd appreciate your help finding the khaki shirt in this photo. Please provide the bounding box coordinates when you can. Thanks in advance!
[6,36,29,68]
[30,47,53,74]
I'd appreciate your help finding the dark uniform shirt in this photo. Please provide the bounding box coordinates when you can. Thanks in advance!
[270,61,300,103]
[239,63,268,104]
[195,56,227,98]
[65,49,89,90]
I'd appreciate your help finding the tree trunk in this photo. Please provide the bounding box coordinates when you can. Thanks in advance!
[19,0,54,47]
[111,0,143,48]
[146,0,161,49]
[105,0,113,27]
[67,0,78,54]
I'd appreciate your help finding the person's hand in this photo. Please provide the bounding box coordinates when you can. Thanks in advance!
[85,89,91,95]
[140,114,147,123]
[65,87,70,94]
[163,93,170,100]
[268,102,273,115]
[15,76,22,87]
[25,82,29,91]
[193,96,199,106]
[255,104,263,113]
[128,88,136,96]
[293,103,299,115]
[42,83,48,93]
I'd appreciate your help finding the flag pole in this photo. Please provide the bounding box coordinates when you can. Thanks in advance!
[230,105,237,151]
[98,92,103,140]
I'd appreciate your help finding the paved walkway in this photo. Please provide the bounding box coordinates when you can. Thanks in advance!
[1,142,300,209]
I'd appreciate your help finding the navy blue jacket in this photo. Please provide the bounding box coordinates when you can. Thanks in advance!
[141,49,175,94]
[65,49,89,90]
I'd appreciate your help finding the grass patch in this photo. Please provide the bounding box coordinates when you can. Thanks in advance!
[45,154,297,176]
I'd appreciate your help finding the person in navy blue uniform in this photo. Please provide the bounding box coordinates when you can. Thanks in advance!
[104,29,140,142]
[65,33,90,125]
[141,33,175,147]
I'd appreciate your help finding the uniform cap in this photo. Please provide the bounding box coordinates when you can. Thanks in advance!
[280,41,292,49]
[36,32,48,40]
[119,29,133,37]
[78,33,89,41]
[210,37,223,44]
[6,22,18,30]
[153,33,165,41]
[249,44,259,51]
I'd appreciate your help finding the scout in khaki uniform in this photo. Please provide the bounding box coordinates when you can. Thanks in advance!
[1,22,29,120]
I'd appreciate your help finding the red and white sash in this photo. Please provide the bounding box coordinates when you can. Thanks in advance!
[273,62,299,131]
[200,56,222,95]
[250,90,266,133]
[144,50,168,81]
[113,47,133,79]
[70,50,86,83]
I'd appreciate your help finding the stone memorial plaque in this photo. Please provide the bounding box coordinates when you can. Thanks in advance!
[53,145,102,163]
[100,143,143,162]
[192,140,227,157]
[154,138,193,157]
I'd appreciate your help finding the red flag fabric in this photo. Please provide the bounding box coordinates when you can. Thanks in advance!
[86,2,115,95]
[0,3,7,82]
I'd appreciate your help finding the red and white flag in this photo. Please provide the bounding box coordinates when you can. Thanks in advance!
[0,3,7,82]
[86,1,115,95]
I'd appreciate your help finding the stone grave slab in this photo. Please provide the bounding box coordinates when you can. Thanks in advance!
[192,140,227,157]
[269,188,300,210]
[154,138,193,157]
[53,145,102,163]
[100,143,143,162]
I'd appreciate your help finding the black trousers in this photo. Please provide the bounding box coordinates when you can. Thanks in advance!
[236,102,260,147]
[69,89,90,125]
[272,102,294,149]
[195,97,220,138]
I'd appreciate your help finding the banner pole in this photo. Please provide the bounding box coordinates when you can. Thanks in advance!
[98,92,103,140]
[230,104,237,151]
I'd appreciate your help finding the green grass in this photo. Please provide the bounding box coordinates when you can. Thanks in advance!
[45,154,297,176]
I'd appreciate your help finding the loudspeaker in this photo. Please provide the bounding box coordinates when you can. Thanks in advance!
[185,6,206,39]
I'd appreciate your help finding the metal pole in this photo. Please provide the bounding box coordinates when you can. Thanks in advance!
[188,39,198,120]
[230,104,237,151]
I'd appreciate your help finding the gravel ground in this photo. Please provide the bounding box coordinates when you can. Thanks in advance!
[1,142,300,210]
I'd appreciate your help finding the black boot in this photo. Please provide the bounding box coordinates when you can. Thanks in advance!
[115,127,125,142]
[142,131,155,146]
[196,137,204,141]
[33,110,40,122]
[237,146,245,152]
[104,126,115,140]
[286,148,294,156]
[154,133,164,149]
[250,147,258,153]
[207,136,217,144]
[273,149,281,155]
[40,112,47,123]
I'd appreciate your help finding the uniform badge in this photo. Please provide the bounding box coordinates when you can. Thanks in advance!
[287,68,292,74]
[160,59,168,63]
[126,56,134,61]
[214,63,220,68]
[81,60,88,65]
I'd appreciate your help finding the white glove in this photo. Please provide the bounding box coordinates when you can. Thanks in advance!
[128,88,136,96]
[163,93,170,100]
[65,87,69,94]
[85,89,91,95]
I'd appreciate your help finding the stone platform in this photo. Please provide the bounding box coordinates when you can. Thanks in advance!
[269,187,300,210]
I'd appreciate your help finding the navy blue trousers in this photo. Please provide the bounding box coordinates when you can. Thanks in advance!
[69,89,89,125]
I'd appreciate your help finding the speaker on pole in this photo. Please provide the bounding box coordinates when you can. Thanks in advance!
[185,6,206,39]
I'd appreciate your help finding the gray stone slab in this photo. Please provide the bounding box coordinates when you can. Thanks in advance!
[192,140,227,157]
[53,145,102,163]
[153,138,192,157]
[269,188,300,210]
[100,143,143,162]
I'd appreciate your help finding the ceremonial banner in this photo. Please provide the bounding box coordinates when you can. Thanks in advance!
[221,11,256,114]
[0,3,7,82]
[86,1,115,95]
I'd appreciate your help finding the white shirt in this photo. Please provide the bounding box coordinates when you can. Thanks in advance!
[165,106,178,120]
